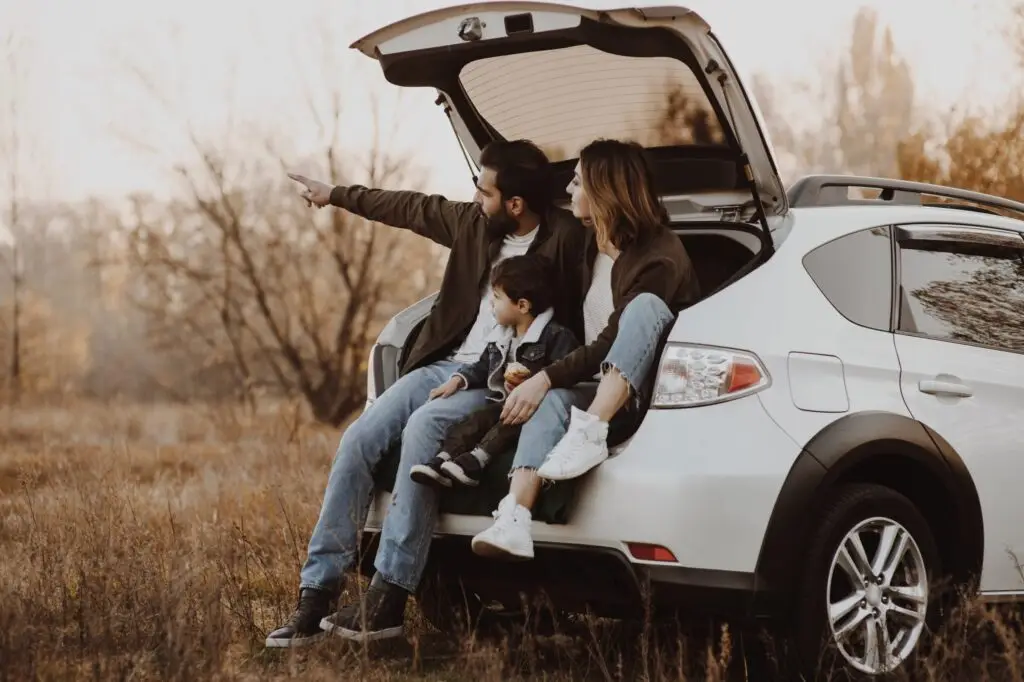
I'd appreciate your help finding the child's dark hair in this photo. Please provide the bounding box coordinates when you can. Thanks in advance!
[490,254,554,315]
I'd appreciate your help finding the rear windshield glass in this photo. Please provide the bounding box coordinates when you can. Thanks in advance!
[459,44,726,162]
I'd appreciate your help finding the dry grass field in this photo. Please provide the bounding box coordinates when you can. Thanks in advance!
[2,400,1024,681]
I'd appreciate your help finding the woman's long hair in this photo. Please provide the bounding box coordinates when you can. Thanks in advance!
[579,139,666,252]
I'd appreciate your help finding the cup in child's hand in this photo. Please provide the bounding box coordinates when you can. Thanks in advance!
[504,362,532,387]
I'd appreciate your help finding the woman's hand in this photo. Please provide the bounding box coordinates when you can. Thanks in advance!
[429,376,464,400]
[501,372,551,425]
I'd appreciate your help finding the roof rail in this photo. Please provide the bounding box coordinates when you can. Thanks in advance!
[787,174,1024,220]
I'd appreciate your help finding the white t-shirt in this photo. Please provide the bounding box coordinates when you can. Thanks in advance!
[450,226,539,364]
[583,252,616,345]
[582,252,616,379]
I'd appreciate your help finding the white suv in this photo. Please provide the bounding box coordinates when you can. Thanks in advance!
[348,3,1024,677]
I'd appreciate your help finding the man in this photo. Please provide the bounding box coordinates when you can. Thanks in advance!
[265,140,586,647]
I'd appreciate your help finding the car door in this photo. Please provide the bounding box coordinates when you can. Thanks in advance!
[892,222,1024,593]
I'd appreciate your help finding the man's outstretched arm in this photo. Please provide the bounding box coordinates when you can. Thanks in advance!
[288,173,481,249]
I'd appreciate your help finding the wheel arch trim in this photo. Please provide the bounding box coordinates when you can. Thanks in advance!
[753,411,984,603]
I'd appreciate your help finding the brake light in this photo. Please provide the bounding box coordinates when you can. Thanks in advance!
[626,543,678,563]
[652,344,770,408]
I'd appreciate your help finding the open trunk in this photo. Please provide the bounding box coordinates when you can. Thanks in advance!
[353,3,788,520]
[369,224,764,522]
[352,3,787,226]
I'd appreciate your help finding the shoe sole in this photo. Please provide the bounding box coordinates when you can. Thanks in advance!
[320,617,404,642]
[439,461,480,487]
[537,454,609,481]
[409,465,451,487]
[264,631,325,648]
[471,536,533,561]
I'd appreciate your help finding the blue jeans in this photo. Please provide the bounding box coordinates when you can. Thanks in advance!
[511,293,676,471]
[300,359,489,594]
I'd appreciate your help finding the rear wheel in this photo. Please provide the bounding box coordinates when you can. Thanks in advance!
[795,483,940,680]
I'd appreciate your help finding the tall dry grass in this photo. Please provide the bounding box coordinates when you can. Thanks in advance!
[0,400,1022,681]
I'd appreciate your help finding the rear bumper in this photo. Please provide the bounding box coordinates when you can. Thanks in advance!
[357,532,769,621]
[366,394,801,576]
[360,392,800,621]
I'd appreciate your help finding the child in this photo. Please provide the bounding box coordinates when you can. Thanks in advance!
[409,254,579,488]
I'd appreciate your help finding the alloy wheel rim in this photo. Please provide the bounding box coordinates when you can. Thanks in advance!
[826,516,929,675]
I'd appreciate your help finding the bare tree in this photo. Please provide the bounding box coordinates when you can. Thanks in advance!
[652,80,726,147]
[1008,1,1024,70]
[112,30,441,424]
[834,9,916,178]
[0,31,26,402]
[752,7,916,180]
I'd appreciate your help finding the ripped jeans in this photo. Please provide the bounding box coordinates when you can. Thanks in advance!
[300,359,489,594]
[510,293,676,472]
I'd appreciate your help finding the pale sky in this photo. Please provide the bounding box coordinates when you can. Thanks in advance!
[0,0,1015,205]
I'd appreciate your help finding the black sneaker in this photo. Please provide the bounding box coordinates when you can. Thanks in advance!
[409,453,452,488]
[440,452,484,487]
[320,576,408,642]
[264,587,337,648]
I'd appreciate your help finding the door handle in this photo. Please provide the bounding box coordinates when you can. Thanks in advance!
[918,379,973,398]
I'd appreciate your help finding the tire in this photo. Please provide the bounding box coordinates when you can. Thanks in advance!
[794,483,941,681]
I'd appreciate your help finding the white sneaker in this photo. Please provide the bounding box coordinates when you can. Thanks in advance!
[471,493,534,560]
[536,406,609,481]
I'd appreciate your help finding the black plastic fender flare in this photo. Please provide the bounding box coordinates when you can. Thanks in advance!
[753,411,984,606]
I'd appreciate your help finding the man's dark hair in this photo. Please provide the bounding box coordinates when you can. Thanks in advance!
[479,140,552,215]
[490,254,555,316]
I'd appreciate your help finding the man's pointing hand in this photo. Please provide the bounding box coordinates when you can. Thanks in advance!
[287,172,333,208]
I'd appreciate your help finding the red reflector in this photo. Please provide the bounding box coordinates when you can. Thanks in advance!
[626,543,678,563]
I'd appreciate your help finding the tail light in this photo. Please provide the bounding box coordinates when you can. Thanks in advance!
[652,343,770,408]
[365,345,380,404]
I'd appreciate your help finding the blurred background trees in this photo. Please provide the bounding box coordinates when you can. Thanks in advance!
[0,19,444,426]
[1,2,1022,424]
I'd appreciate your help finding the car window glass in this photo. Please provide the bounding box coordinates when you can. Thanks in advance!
[898,234,1024,353]
[803,226,892,331]
[459,45,726,162]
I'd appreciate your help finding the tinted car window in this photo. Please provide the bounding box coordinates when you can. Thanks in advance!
[459,45,726,162]
[898,237,1024,353]
[803,226,893,331]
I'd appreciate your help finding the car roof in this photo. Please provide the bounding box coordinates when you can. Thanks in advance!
[783,204,1024,252]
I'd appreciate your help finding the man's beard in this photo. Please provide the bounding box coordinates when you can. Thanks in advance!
[485,208,518,240]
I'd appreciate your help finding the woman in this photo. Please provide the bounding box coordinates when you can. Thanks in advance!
[471,138,701,559]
